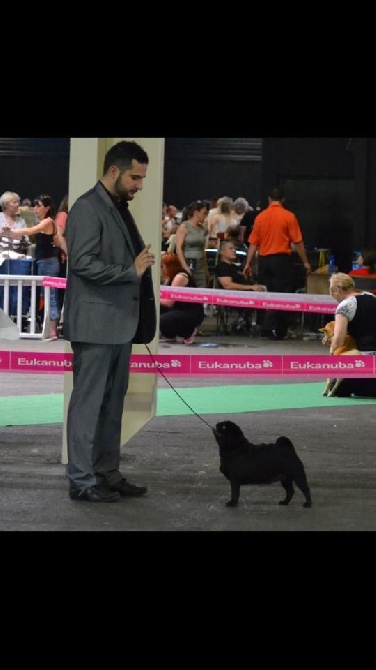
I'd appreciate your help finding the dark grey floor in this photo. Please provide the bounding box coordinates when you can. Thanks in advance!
[1,405,376,532]
[1,319,376,532]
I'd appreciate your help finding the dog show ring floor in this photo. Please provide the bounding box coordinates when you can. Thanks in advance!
[1,329,376,532]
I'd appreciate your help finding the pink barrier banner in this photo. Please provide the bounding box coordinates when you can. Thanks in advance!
[0,351,73,374]
[42,277,67,289]
[42,277,336,314]
[159,288,336,314]
[1,351,374,377]
[190,354,283,376]
[130,354,191,375]
[281,355,375,377]
[0,351,10,371]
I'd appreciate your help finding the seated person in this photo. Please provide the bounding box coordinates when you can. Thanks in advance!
[325,272,376,397]
[215,240,266,333]
[215,240,265,291]
[349,249,376,277]
[160,252,205,346]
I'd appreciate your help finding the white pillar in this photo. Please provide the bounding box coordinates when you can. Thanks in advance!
[62,137,163,464]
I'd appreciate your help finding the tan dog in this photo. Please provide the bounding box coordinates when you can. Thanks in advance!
[318,320,360,396]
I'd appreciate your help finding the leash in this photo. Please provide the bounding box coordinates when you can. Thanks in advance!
[145,343,213,430]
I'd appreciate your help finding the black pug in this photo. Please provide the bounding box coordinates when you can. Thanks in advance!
[213,420,312,508]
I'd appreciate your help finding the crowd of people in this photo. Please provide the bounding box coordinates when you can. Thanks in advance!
[2,168,376,366]
[160,195,264,343]
[161,195,260,255]
[0,191,68,338]
[160,188,313,343]
[160,190,376,398]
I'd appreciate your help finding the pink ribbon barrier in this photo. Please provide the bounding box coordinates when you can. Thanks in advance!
[43,277,336,314]
[0,350,374,377]
[159,287,336,314]
[31,279,372,378]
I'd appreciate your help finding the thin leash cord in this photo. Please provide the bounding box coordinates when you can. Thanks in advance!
[145,344,213,430]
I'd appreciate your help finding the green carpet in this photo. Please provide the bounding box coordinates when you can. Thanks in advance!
[157,382,376,416]
[1,383,376,426]
[0,394,64,427]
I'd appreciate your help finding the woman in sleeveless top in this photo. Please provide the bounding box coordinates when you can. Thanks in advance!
[325,272,376,397]
[160,252,205,345]
[175,200,209,288]
[5,194,61,340]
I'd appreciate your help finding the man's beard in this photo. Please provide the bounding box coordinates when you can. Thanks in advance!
[114,176,132,202]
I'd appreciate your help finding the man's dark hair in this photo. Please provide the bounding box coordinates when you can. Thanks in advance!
[103,140,149,174]
[268,186,285,202]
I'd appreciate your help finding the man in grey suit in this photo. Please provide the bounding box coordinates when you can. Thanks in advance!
[64,140,157,502]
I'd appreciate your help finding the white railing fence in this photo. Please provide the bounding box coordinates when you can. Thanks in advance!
[0,274,51,339]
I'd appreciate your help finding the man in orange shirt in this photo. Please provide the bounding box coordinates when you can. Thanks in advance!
[243,186,311,340]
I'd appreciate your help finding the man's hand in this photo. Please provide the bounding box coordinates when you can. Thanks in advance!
[242,265,252,278]
[135,245,155,277]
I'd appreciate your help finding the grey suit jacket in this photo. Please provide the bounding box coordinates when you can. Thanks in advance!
[64,182,156,345]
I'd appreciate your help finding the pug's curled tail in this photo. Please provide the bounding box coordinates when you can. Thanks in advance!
[276,436,296,450]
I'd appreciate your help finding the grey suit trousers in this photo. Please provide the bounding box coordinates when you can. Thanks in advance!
[66,341,132,489]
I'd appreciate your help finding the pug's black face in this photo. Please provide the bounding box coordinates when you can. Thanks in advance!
[215,421,245,437]
[213,421,246,453]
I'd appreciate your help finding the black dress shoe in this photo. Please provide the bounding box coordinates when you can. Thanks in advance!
[108,478,147,497]
[69,484,121,502]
